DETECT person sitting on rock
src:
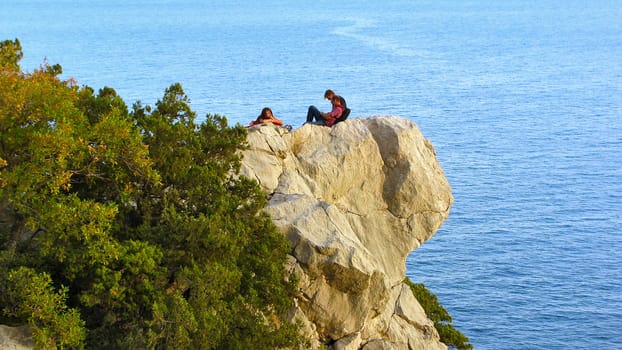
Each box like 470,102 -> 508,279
305,95 -> 344,127
324,89 -> 347,110
324,89 -> 351,124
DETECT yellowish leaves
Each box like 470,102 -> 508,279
87,142 -> 107,161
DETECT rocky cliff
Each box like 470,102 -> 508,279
240,116 -> 453,350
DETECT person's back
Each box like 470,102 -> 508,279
338,95 -> 347,109
324,95 -> 344,127
334,95 -> 350,124
324,89 -> 349,124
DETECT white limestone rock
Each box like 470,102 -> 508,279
241,116 -> 453,350
0,325 -> 33,350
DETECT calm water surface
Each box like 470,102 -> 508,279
2,1 -> 621,349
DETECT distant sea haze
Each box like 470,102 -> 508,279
2,0 -> 621,348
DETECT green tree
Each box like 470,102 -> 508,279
1,38 -> 162,349
129,83 -> 301,349
4,267 -> 86,349
0,39 -> 22,72
405,278 -> 473,350
1,39 -> 301,349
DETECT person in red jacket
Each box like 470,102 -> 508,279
249,107 -> 283,127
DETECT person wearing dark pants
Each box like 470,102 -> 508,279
305,94 -> 344,126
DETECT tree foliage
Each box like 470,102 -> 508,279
404,278 -> 473,350
0,39 -> 301,349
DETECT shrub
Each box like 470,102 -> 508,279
404,278 -> 473,350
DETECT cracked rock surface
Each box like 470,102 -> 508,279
240,116 -> 453,350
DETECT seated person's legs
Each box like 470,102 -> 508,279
306,105 -> 325,124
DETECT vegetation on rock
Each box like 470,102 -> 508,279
0,38 -> 302,349
405,278 -> 473,350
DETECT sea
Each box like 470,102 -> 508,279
2,1 -> 621,349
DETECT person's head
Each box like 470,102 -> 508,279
331,95 -> 341,106
324,89 -> 335,101
259,107 -> 273,119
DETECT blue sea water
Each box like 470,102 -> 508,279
2,1 -> 621,349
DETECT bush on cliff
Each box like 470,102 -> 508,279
405,278 -> 473,350
0,39 -> 302,349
